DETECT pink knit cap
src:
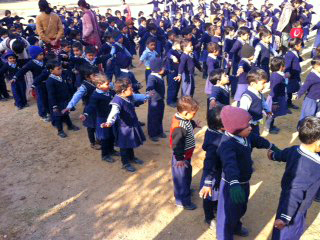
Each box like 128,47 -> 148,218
221,106 -> 252,135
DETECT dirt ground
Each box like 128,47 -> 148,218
0,2 -> 320,240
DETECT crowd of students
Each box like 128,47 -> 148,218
0,0 -> 320,239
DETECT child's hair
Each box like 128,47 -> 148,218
46,52 -> 58,62
177,96 -> 199,113
180,39 -> 191,51
69,29 -> 80,39
270,57 -> 285,72
5,10 -> 11,16
251,11 -> 261,19
246,68 -> 268,84
237,26 -> 250,36
85,45 -> 96,55
92,73 -> 109,86
316,46 -> 320,57
207,106 -> 223,130
46,60 -> 61,71
259,28 -> 271,39
224,26 -> 235,36
104,32 -> 113,41
80,65 -> 99,80
72,41 -> 83,50
293,20 -> 302,28
139,17 -> 147,23
146,37 -> 156,46
311,56 -> 320,67
0,28 -> 8,37
114,77 -> 131,94
61,39 -> 71,48
167,30 -> 176,39
298,116 -> 320,144
209,69 -> 225,85
207,42 -> 220,53
147,23 -> 157,32
138,11 -> 144,17
288,38 -> 302,49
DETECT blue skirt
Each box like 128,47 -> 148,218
199,171 -> 219,201
114,122 -> 146,149
83,112 -> 96,128
300,97 -> 317,120
96,117 -> 113,140
287,78 -> 301,93
266,95 -> 289,117
234,84 -> 248,101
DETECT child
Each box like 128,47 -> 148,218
84,74 -> 118,163
208,69 -> 230,110
290,21 -> 304,40
170,96 -> 200,210
239,68 -> 272,135
234,44 -> 255,102
139,38 -> 158,83
285,38 -> 303,110
205,42 -> 221,96
0,52 -> 11,101
223,26 -> 235,56
217,105 -> 280,239
46,61 -> 79,138
166,38 -> 182,108
101,78 -> 146,173
268,116 -> 320,240
63,66 -> 100,149
117,56 -> 142,93
294,57 -> 320,120
175,39 -> 202,97
0,51 -> 26,108
265,57 -> 289,134
146,58 -> 166,142
199,106 -> 224,228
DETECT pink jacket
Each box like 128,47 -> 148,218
82,10 -> 101,47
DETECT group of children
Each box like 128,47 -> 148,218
0,0 -> 320,239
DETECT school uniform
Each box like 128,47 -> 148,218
166,48 -> 182,105
285,50 -> 302,104
85,89 -> 115,157
200,31 -> 211,78
234,59 -> 251,101
209,85 -> 230,108
46,74 -> 73,132
118,69 -> 141,93
217,132 -> 272,240
205,54 -> 222,95
178,52 -> 202,97
254,41 -> 272,78
146,73 -> 165,138
200,128 -> 223,222
270,146 -> 320,240
297,70 -> 320,120
229,38 -> 245,75
170,113 -> 196,206
110,42 -> 132,78
107,95 -> 146,166
239,86 -> 270,135
59,50 -> 75,93
99,42 -> 114,80
0,60 -> 10,100
140,47 -> 159,83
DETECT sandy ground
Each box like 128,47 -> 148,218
0,1 -> 320,240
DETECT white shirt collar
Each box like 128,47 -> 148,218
276,71 -> 285,77
151,72 -> 162,79
225,131 -> 248,146
237,37 -> 245,45
291,50 -> 299,58
49,74 -> 62,82
299,145 -> 320,164
311,69 -> 320,79
259,40 -> 269,48
208,53 -> 217,59
120,68 -> 129,73
248,86 -> 261,98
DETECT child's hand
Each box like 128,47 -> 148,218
79,114 -> 86,121
172,56 -> 179,63
175,160 -> 188,168
274,219 -> 286,230
284,72 -> 290,79
195,120 -> 202,128
100,122 -> 112,128
267,150 -> 274,160
62,108 -> 71,114
174,75 -> 182,82
236,67 -> 244,77
199,186 -> 212,199
292,93 -> 298,100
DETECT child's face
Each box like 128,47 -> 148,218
63,46 -> 71,53
295,43 -> 302,52
122,27 -> 128,34
51,66 -> 62,76
148,42 -> 156,51
263,35 -> 272,44
194,21 -> 201,28
241,33 -> 250,41
141,20 -> 146,26
7,56 -> 16,64
107,37 -> 115,44
76,34 -> 81,40
158,68 -> 165,75
86,53 -> 95,61
181,110 -> 197,120
220,73 -> 230,85
123,85 -> 134,97
184,42 -> 193,53
98,81 -> 110,92
185,33 -> 193,40
36,53 -> 44,61
73,47 -> 82,56
251,79 -> 267,92
213,49 -> 220,56
248,55 -> 254,61
238,125 -> 252,138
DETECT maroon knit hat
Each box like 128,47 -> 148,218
221,106 -> 252,135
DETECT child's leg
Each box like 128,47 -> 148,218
19,80 -> 27,106
87,128 -> 96,145
181,73 -> 191,97
217,181 -> 250,239
63,114 -> 73,128
287,92 -> 293,106
55,115 -> 63,132
101,139 -> 110,157
120,148 -> 130,166
145,69 -> 151,84
0,78 -> 9,98
265,117 -> 275,131
203,198 -> 216,222
11,82 -> 23,108
167,72 -> 180,105
148,100 -> 165,138
35,86 -> 46,118
171,155 -> 192,206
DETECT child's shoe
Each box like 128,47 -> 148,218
158,133 -> 167,138
150,137 -> 159,142
58,131 -> 67,138
91,143 -> 101,150
68,125 -> 80,131
176,202 -> 197,210
122,163 -> 136,172
234,226 -> 249,237
131,157 -> 144,165
102,155 -> 115,163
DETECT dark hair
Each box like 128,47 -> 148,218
311,56 -> 320,67
147,23 -> 157,32
177,96 -> 199,113
114,78 -> 131,94
291,0 -> 303,5
167,30 -> 176,39
11,39 -> 25,54
207,42 -> 220,53
72,41 -> 83,50
146,37 -> 156,46
138,11 -> 144,17
251,11 -> 261,19
209,69 -> 225,85
61,39 -> 71,48
207,106 -> 223,130
259,28 -> 271,39
85,45 -> 96,55
78,0 -> 90,9
288,38 -> 302,49
237,26 -> 250,36
0,28 -> 8,37
46,60 -> 61,71
270,57 -> 285,72
69,30 -> 80,39
139,17 -> 147,23
298,116 -> 320,144
46,52 -> 58,61
79,65 -> 99,79
39,0 -> 52,14
247,68 -> 268,84
293,20 -> 302,28
224,26 -> 235,35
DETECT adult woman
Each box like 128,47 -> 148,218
36,0 -> 64,54
78,0 -> 101,48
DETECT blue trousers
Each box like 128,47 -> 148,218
217,180 -> 250,240
171,155 -> 192,206
11,80 -> 27,107
181,73 -> 195,97
167,72 -> 181,105
35,84 -> 49,118
120,148 -> 134,166
0,78 -> 9,98
271,211 -> 306,240
148,99 -> 165,138
145,69 -> 151,84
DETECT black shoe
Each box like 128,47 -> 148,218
132,157 -> 144,165
68,125 -> 80,131
272,126 -> 280,132
17,106 -> 23,110
58,131 -> 67,138
176,202 -> 197,210
0,98 -> 8,102
158,133 -> 167,138
110,150 -> 120,157
314,196 -> 320,202
91,143 -> 101,150
122,163 -> 136,172
204,219 -> 216,229
150,137 -> 159,142
235,227 -> 249,237
288,104 -> 299,110
102,155 -> 115,163
24,103 -> 30,108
